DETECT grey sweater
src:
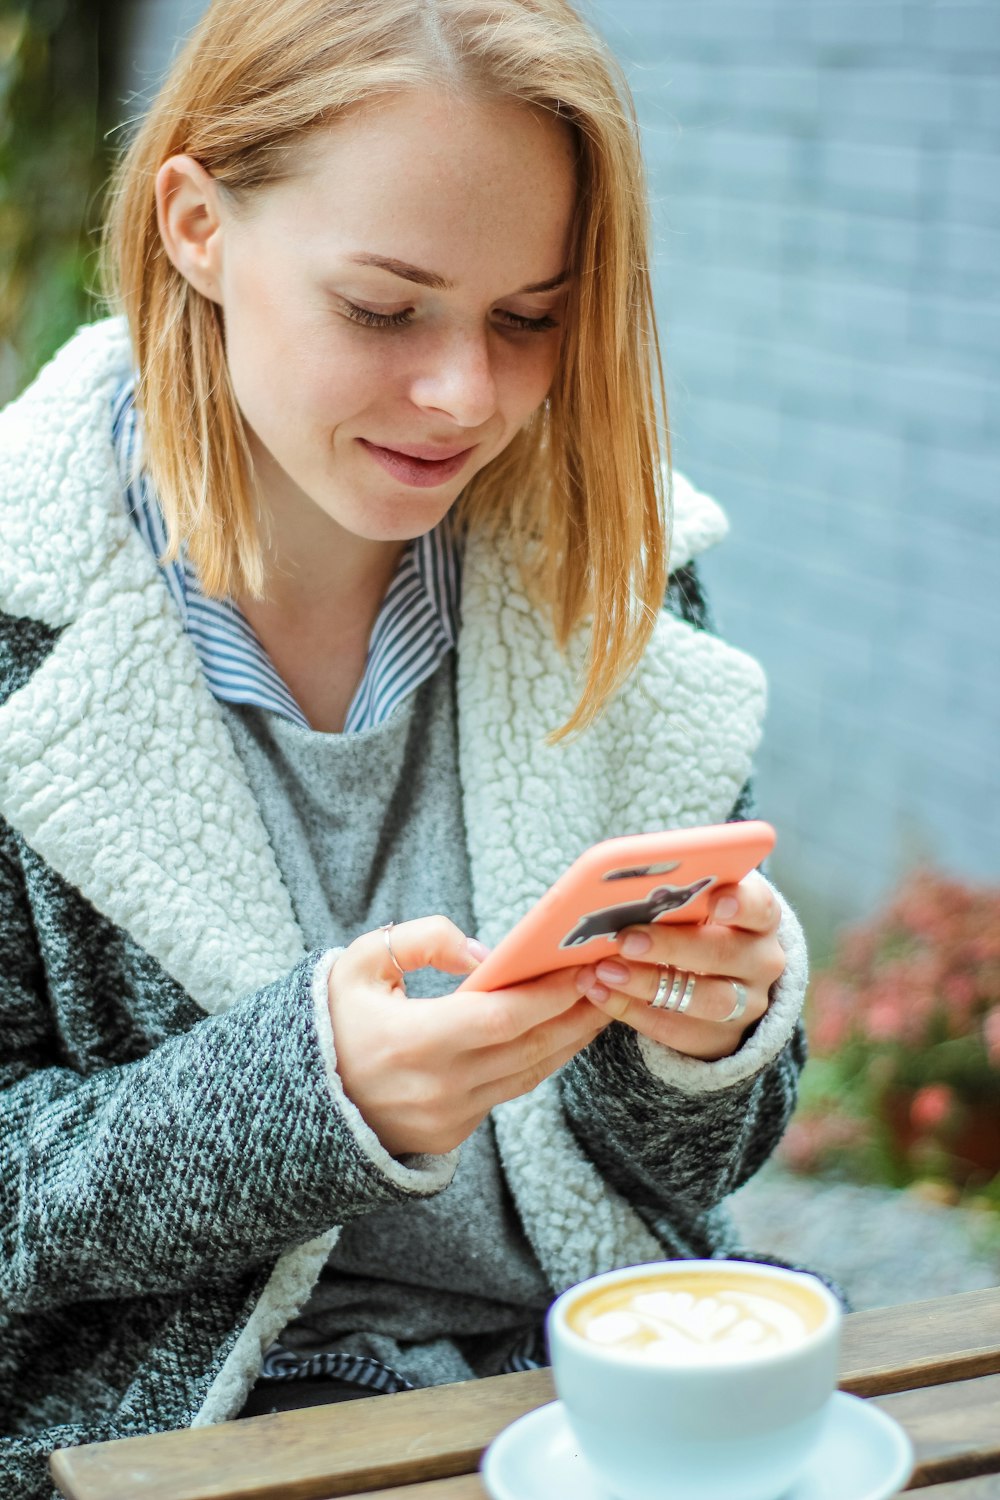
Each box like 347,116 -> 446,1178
221,666 -> 553,1395
0,321 -> 810,1499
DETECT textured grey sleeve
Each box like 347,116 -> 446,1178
0,824 -> 446,1316
559,1020 -> 805,1225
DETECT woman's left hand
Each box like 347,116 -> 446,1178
573,870 -> 786,1061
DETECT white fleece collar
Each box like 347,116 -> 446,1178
457,515 -> 773,1289
457,526 -> 765,949
0,322 -> 305,1010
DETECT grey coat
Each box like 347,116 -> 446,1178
0,322 -> 809,1499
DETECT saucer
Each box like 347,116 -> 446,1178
481,1392 -> 914,1500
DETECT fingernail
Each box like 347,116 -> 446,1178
619,932 -> 651,957
465,937 -> 491,965
587,982 -> 610,1003
714,897 -> 739,921
575,966 -> 597,994
596,959 -> 630,985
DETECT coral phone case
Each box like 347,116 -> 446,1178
458,821 -> 775,993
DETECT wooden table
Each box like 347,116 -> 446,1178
50,1286 -> 1000,1500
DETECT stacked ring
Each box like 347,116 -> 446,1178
650,967 -> 672,1008
649,969 -> 749,1025
650,966 -> 697,1013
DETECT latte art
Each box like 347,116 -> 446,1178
568,1271 -> 826,1364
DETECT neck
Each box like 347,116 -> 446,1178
240,447 -> 407,627
250,525 -> 405,628
231,457 -> 408,733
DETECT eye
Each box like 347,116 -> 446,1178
496,310 -> 560,333
341,301 -> 414,329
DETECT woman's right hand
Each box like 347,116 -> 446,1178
326,916 -> 610,1159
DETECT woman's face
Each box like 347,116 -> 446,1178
176,89 -> 576,547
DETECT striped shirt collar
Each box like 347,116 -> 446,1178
111,379 -> 462,733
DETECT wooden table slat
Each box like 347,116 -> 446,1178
49,1288 -> 1000,1500
841,1288 -> 1000,1398
877,1374 -> 1000,1491
327,1482 -> 486,1500
327,1472 -> 1000,1500
349,1375 -> 1000,1500
911,1480 -> 1000,1499
49,1370 -> 556,1500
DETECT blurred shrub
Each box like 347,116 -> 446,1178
0,0 -> 113,404
781,869 -> 1000,1208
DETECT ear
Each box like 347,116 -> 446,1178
155,154 -> 225,304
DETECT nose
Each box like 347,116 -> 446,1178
409,328 -> 499,430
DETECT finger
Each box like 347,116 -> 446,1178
707,871 -> 780,934
577,962 -> 767,1025
367,992 -> 607,1149
467,995 -> 612,1086
341,915 -> 489,988
611,917 -> 785,988
431,966 -> 591,1050
470,1002 -> 611,1108
437,1005 -> 611,1145
586,979 -> 769,1061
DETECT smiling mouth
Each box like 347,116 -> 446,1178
358,439 -> 476,489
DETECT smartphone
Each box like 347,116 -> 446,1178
457,821 -> 775,993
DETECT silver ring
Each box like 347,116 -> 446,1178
676,973 -> 697,1014
650,966 -> 672,1008
665,969 -> 686,1011
381,922 -> 406,982
665,968 -> 696,1013
721,979 -> 748,1024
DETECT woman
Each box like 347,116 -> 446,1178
0,1 -> 807,1493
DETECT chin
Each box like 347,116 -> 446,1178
356,494 -> 459,540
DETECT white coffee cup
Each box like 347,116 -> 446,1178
546,1259 -> 842,1500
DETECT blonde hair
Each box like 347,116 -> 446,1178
102,0 -> 670,738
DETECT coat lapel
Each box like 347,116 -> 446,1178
455,515 -> 767,951
0,321 -> 304,1014
456,501 -> 768,1293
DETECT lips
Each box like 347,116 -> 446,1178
358,438 -> 475,489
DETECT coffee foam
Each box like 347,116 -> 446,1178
566,1270 -> 827,1364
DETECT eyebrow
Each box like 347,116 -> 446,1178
347,252 -> 569,295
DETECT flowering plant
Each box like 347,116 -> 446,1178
781,869 -> 1000,1202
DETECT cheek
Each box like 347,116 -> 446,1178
221,303 -> 297,428
499,339 -> 562,420
224,304 -> 371,433
219,260 -> 350,420
301,340 -> 404,431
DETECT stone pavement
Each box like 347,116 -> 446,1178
729,1167 -> 1000,1311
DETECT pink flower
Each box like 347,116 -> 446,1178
866,995 -> 905,1043
943,973 -> 977,1010
909,1084 -> 955,1133
809,980 -> 856,1053
778,1114 -> 868,1174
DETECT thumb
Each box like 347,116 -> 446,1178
365,915 -> 491,982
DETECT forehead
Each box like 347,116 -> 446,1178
245,88 -> 578,286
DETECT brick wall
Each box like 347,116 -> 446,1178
124,0 -> 999,937
589,0 -> 1000,936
